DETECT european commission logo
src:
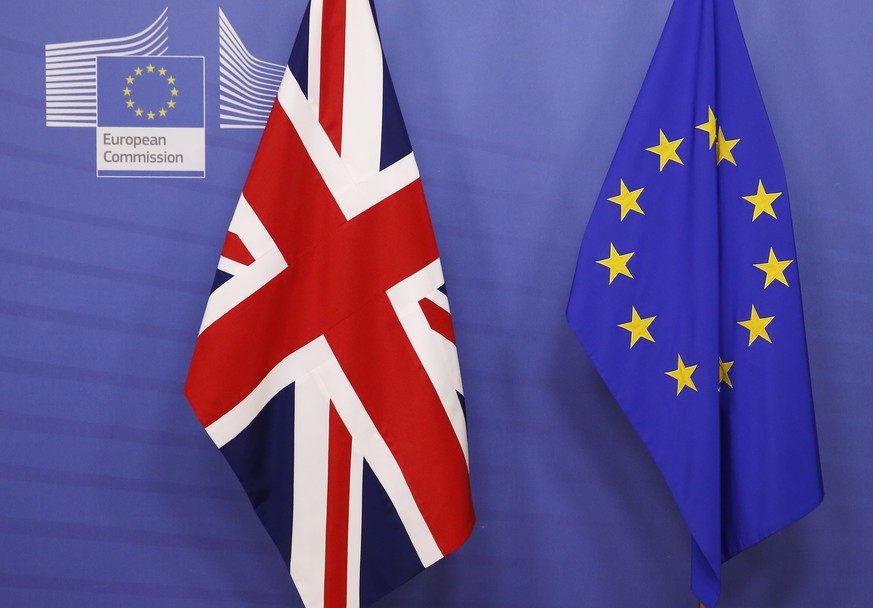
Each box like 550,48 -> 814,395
45,7 -> 284,179
96,56 -> 204,177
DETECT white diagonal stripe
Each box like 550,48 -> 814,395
340,0 -> 384,179
198,194 -> 287,335
290,370 -> 331,608
205,336 -> 335,448
277,67 -> 420,221
208,334 -> 440,594
336,152 -> 420,219
346,446 -> 363,608
319,354 -> 442,567
387,260 -> 468,466
278,68 -> 356,207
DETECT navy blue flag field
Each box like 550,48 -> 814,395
566,0 -> 823,605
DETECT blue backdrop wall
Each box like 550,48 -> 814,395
1,1 -> 870,606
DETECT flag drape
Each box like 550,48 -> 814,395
185,2 -> 475,606
566,0 -> 823,604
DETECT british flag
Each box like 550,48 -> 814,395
184,1 -> 475,606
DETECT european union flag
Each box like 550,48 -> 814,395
566,0 -> 823,605
97,56 -> 204,128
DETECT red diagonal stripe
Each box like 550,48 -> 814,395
419,297 -> 456,345
324,402 -> 352,608
327,296 -> 475,556
320,0 -> 346,154
220,231 -> 255,266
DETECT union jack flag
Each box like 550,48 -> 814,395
184,1 -> 475,606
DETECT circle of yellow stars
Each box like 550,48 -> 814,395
593,104 -> 796,396
122,63 -> 180,120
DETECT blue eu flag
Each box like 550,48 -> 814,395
566,0 -> 823,605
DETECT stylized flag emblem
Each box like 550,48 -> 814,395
218,8 -> 285,129
566,0 -> 823,605
185,1 -> 475,606
44,8 -> 169,128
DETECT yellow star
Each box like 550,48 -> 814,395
134,67 -> 143,76
126,99 -> 135,108
146,64 -> 155,73
158,67 -> 167,76
167,100 -> 176,109
158,108 -> 167,117
618,306 -> 655,348
738,305 -> 774,346
126,75 -> 134,84
122,87 -> 131,96
753,247 -> 793,288
666,354 -> 698,395
147,111 -> 155,120
170,87 -> 179,97
696,106 -> 717,149
719,358 -> 734,389
135,108 -> 143,117
167,76 -> 176,85
607,179 -> 645,221
716,127 -> 740,165
742,180 -> 782,221
645,129 -> 684,171
596,243 -> 634,284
